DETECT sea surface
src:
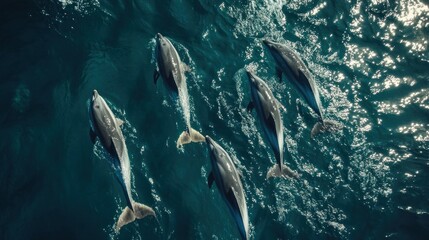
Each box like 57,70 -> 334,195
1,0 -> 428,239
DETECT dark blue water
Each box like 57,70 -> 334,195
1,0 -> 428,239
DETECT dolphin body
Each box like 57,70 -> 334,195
205,136 -> 249,240
263,39 -> 341,137
89,90 -> 155,232
246,71 -> 298,179
153,33 -> 204,148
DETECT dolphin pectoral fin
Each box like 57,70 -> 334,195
237,169 -> 244,179
89,129 -> 97,144
153,70 -> 160,85
177,128 -> 205,148
116,118 -> 124,126
276,99 -> 286,112
266,164 -> 298,179
207,171 -> 215,188
115,202 -> 155,233
276,67 -> 283,82
246,101 -> 254,112
311,119 -> 342,138
181,62 -> 191,72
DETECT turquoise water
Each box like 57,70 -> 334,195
1,0 -> 428,239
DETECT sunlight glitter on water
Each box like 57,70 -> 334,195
396,0 -> 429,28
4,0 -> 425,239
398,123 -> 429,142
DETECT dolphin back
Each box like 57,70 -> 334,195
155,35 -> 184,92
206,137 -> 249,239
88,91 -> 156,232
248,74 -> 285,172
225,188 -> 249,240
267,42 -> 324,118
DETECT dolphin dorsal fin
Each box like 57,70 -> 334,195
116,118 -> 124,126
238,170 -> 244,179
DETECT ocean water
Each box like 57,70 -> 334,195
1,0 -> 428,239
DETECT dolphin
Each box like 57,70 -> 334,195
205,136 -> 249,240
246,71 -> 298,179
263,39 -> 341,137
153,33 -> 204,148
88,90 -> 155,232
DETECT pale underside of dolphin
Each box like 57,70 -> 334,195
153,33 -> 204,148
205,136 -> 249,240
89,90 -> 155,232
263,39 -> 342,137
246,71 -> 298,179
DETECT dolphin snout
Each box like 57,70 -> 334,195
156,33 -> 163,39
92,89 -> 99,100
205,136 -> 216,151
246,70 -> 256,83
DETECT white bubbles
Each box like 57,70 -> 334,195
57,0 -> 101,14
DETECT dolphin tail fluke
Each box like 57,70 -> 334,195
115,202 -> 156,232
266,164 -> 299,179
311,119 -> 342,138
176,127 -> 205,148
